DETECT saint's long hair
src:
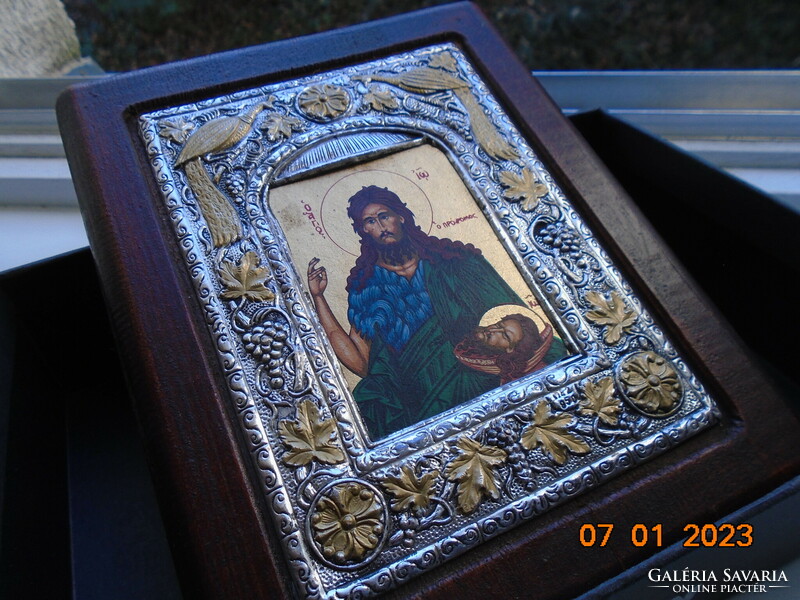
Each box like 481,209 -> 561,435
345,186 -> 480,293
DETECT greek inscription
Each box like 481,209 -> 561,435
301,201 -> 326,238
412,167 -> 429,180
525,294 -> 540,309
439,213 -> 477,229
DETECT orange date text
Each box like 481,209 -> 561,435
579,523 -> 754,548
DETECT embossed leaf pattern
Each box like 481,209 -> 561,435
444,437 -> 506,514
219,251 -> 275,302
428,52 -> 458,72
580,377 -> 621,425
521,401 -> 591,465
261,113 -> 303,141
382,464 -> 439,513
585,290 -> 637,344
278,399 -> 345,466
158,118 -> 195,144
363,87 -> 400,112
499,169 -> 549,211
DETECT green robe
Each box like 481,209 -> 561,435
352,254 -> 535,439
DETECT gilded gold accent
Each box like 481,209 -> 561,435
358,65 -> 518,161
175,102 -> 271,246
444,437 -> 506,514
498,168 -> 549,211
427,51 -> 458,72
520,401 -> 591,465
183,160 -> 243,247
618,351 -> 683,417
158,118 -> 194,144
382,464 -> 440,514
260,113 -> 304,142
278,399 -> 346,466
359,66 -> 462,94
310,482 -> 384,563
218,251 -> 275,302
176,102 -> 271,166
297,84 -> 350,121
362,87 -> 400,112
585,290 -> 637,345
579,377 -> 621,426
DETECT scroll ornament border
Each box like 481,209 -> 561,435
139,44 -> 719,598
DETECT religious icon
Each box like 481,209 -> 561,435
271,144 -> 569,439
115,31 -> 725,596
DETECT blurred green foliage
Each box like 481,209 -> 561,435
63,0 -> 800,72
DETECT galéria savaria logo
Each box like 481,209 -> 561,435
648,568 -> 790,595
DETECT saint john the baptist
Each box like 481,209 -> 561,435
307,185 -> 564,438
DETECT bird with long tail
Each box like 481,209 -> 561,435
356,67 -> 518,161
175,101 -> 270,247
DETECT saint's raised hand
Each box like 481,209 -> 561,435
307,257 -> 328,296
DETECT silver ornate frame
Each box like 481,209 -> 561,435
139,44 -> 719,599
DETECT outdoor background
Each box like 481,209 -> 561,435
63,0 -> 800,73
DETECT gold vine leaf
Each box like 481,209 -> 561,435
498,169 -> 548,211
363,87 -> 400,112
520,401 -> 591,466
428,51 -> 458,72
219,251 -> 275,302
444,437 -> 506,514
382,464 -> 440,513
585,290 -> 637,345
260,113 -> 304,142
159,118 -> 195,144
580,377 -> 621,426
278,399 -> 345,467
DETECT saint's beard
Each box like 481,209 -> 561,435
374,234 -> 416,266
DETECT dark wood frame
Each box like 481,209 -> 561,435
57,3 -> 800,598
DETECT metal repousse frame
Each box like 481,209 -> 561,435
138,44 -> 718,599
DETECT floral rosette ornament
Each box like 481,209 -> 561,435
297,83 -> 350,121
306,479 -> 388,569
615,351 -> 683,417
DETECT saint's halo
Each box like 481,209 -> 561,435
479,304 -> 549,333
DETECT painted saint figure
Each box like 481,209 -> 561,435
307,185 -> 562,438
